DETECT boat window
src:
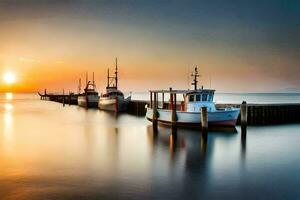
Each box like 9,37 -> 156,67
189,95 -> 195,102
196,94 -> 201,101
208,95 -> 212,101
202,94 -> 208,101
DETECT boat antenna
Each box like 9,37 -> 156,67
107,68 -> 110,88
85,71 -> 88,85
115,57 -> 118,89
78,78 -> 81,94
92,72 -> 95,86
191,65 -> 200,90
187,65 -> 190,90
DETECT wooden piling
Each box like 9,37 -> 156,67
150,92 -> 153,109
241,101 -> 247,125
162,93 -> 164,109
63,89 -> 65,107
68,93 -> 71,106
171,93 -> 177,132
241,101 -> 247,134
152,92 -> 158,132
201,107 -> 208,133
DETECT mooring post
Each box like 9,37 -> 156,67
68,92 -> 70,106
171,93 -> 177,133
162,93 -> 164,109
169,87 -> 173,110
201,107 -> 208,134
43,88 -> 47,100
152,92 -> 158,132
63,89 -> 65,107
150,92 -> 153,109
241,101 -> 247,135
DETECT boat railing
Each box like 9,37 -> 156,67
150,100 -> 185,111
149,88 -> 216,112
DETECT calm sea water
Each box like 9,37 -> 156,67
0,93 -> 300,200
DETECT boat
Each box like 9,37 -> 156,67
146,66 -> 240,127
99,58 -> 131,112
78,73 -> 99,108
68,92 -> 78,105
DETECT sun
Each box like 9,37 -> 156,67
3,72 -> 16,84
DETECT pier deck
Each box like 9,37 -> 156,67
127,101 -> 300,125
39,93 -> 300,125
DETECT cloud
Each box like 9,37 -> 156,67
18,57 -> 41,63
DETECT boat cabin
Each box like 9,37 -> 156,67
102,88 -> 124,98
83,81 -> 98,95
184,90 -> 216,112
149,65 -> 216,113
149,88 -> 216,113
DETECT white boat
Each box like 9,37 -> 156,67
146,66 -> 240,127
99,58 -> 131,112
78,73 -> 99,108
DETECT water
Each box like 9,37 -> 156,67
1,93 -> 300,199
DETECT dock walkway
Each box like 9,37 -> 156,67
39,93 -> 300,125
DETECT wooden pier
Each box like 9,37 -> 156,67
39,90 -> 78,105
39,92 -> 300,126
127,100 -> 149,116
125,101 -> 300,126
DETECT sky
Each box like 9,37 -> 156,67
0,0 -> 299,93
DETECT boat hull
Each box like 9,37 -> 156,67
78,95 -> 99,108
146,108 -> 240,127
99,96 -> 130,112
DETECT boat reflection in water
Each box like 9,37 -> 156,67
1,94 -> 300,200
147,125 -> 238,158
145,124 -> 246,199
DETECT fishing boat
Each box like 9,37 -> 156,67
99,58 -> 131,112
78,72 -> 99,108
146,66 -> 240,127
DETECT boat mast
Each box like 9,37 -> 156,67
106,58 -> 118,89
107,68 -> 110,88
92,72 -> 95,86
115,57 -> 118,89
78,78 -> 81,94
85,72 -> 88,86
191,65 -> 200,90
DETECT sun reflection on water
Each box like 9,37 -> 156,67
4,103 -> 13,111
5,92 -> 13,100
2,102 -> 14,154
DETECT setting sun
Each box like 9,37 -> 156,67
3,72 -> 16,85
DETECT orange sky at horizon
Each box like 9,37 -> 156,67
1,51 -> 296,94
0,1 -> 299,93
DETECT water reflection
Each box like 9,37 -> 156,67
241,128 -> 247,157
1,94 -> 300,200
2,101 -> 14,152
201,132 -> 208,157
5,92 -> 13,100
147,126 -> 240,164
146,125 -> 242,197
